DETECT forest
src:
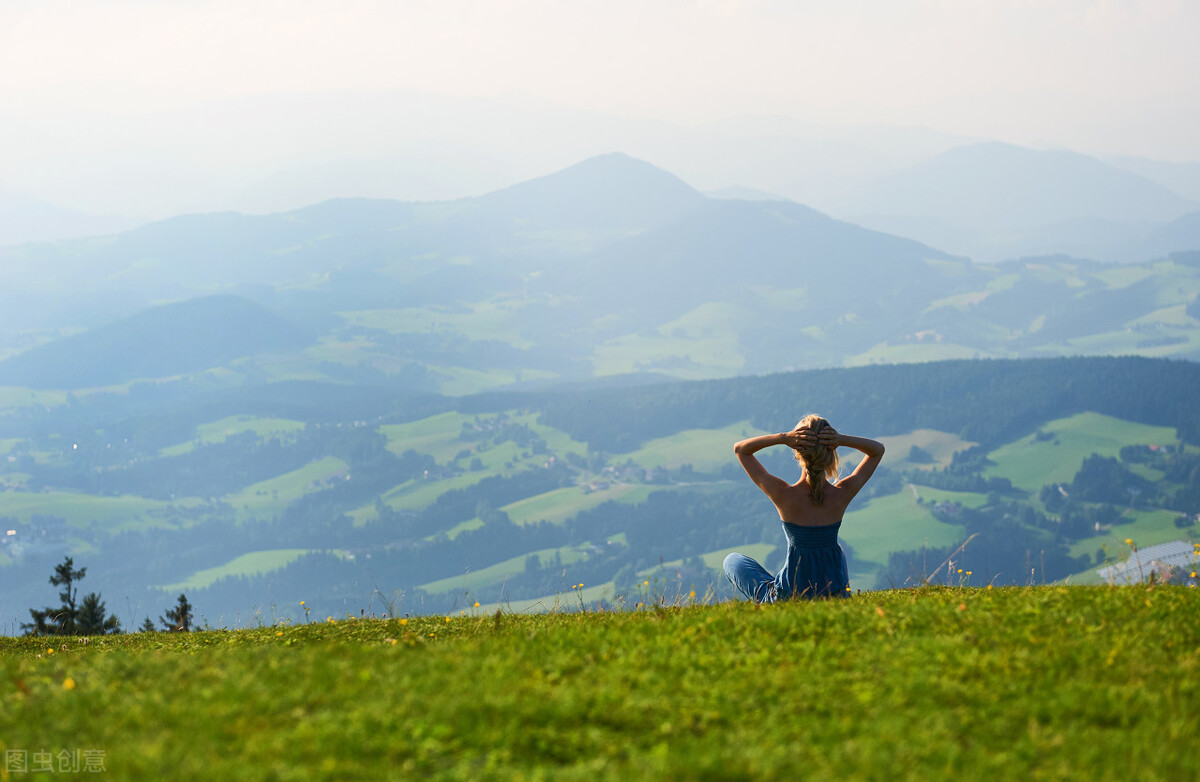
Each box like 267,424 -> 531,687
3,354 -> 1198,631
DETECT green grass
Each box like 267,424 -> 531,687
590,331 -> 745,380
878,428 -> 977,470
0,491 -> 196,532
378,472 -> 491,514
624,420 -> 754,471
380,411 -> 478,463
839,489 -> 965,578
984,412 -> 1178,492
158,549 -> 316,592
419,543 -> 594,595
2,588 -> 1197,779
159,416 -> 306,456
338,303 -> 537,349
0,387 -> 69,411
844,340 -> 984,366
501,484 -> 654,526
224,456 -> 348,522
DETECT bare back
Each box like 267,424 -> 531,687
763,477 -> 854,527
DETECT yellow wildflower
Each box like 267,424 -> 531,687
1125,538 -> 1133,545
399,618 -> 408,626
62,677 -> 75,690
474,602 -> 480,608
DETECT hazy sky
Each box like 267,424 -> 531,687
3,0 -> 1197,161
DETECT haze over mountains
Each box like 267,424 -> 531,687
1,151 -> 1199,397
3,92 -> 1198,264
1,132 -> 1199,628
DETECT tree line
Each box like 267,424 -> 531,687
22,556 -> 194,636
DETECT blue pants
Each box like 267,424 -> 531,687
723,552 -> 777,604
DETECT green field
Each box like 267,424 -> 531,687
839,489 -> 965,577
380,411 -> 478,463
591,331 -> 745,380
224,456 -> 348,521
159,416 -> 306,456
625,420 -> 754,471
159,549 -> 316,592
0,491 -> 195,531
2,588 -> 1196,779
844,340 -> 984,366
338,303 -> 537,349
377,472 -> 491,515
501,484 -> 655,526
984,412 -> 1178,492
420,543 -> 594,596
0,387 -> 69,411
877,428 -> 977,470
379,410 -> 587,467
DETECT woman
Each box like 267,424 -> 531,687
724,415 -> 884,602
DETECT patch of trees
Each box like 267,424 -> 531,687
23,423 -> 430,504
21,557 -> 196,636
878,502 -> 1090,589
22,557 -> 120,636
1065,454 -> 1156,507
523,357 -> 1200,453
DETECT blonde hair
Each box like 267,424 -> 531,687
794,414 -> 839,506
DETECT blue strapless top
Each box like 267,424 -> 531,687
772,521 -> 850,600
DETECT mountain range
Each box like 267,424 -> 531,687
0,152 -> 1198,393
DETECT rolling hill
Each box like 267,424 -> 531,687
1,355 -> 1198,628
0,295 -> 312,389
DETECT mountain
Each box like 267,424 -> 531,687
543,198 -> 961,318
1,153 -> 1200,392
706,186 -> 791,201
469,152 -> 706,236
1105,156 -> 1200,203
0,295 -> 312,389
0,189 -> 142,246
1134,212 -> 1200,262
846,142 -> 1198,262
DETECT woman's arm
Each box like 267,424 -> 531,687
825,429 -> 885,499
733,431 -> 798,496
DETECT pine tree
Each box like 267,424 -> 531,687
160,593 -> 194,632
21,556 -> 87,636
139,617 -> 157,633
76,592 -> 121,635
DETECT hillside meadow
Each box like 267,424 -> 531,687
1,586 -> 1196,780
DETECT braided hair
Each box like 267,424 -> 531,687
793,414 -> 840,506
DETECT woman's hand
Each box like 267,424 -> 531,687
782,427 -> 809,449
785,424 -> 840,450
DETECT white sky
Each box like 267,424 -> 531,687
1,0 -> 1197,161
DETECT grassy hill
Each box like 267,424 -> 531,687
1,587 -> 1197,779
2,355 -> 1199,627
